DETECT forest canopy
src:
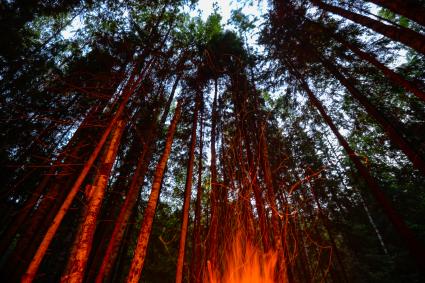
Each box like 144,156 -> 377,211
0,0 -> 425,282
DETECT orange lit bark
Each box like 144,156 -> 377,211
0,105 -> 101,259
95,75 -> 180,282
61,118 -> 125,282
126,100 -> 182,283
208,81 -> 219,268
259,123 -> 289,283
191,110 -> 204,283
175,95 -> 200,283
21,63 -> 151,282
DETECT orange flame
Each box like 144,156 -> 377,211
207,233 -> 278,283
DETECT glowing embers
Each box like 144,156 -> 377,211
207,232 -> 279,283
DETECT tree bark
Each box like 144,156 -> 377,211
0,104 -> 103,258
126,100 -> 182,283
367,0 -> 425,27
95,73 -> 180,283
318,55 -> 425,175
305,18 -> 425,102
175,94 -> 200,283
191,109 -> 204,283
294,72 -> 425,270
310,0 -> 425,55
61,118 -> 125,282
259,123 -> 290,283
21,63 -> 150,282
208,80 -> 219,268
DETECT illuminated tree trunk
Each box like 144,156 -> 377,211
191,110 -> 204,283
295,74 -> 425,270
310,0 -> 425,55
126,100 -> 182,283
367,0 -> 425,27
242,124 -> 270,251
61,118 -> 125,282
21,64 -> 146,282
208,80 -> 219,268
95,130 -> 152,283
259,123 -> 290,283
95,76 -> 180,282
0,104 -> 103,260
175,95 -> 200,283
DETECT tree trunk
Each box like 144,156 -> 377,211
318,55 -> 425,175
96,73 -> 180,283
175,95 -> 200,283
295,73 -> 425,270
259,123 -> 290,283
126,100 -> 182,283
308,176 -> 349,283
308,19 -> 425,102
61,118 -> 125,282
0,104 -> 102,258
310,0 -> 425,55
208,80 -> 219,268
367,0 -> 425,27
21,63 -> 149,282
191,110 -> 204,283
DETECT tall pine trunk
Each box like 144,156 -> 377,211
126,100 -> 182,283
295,73 -> 425,270
0,104 -> 104,259
191,110 -> 204,283
21,63 -> 149,282
310,0 -> 425,55
95,75 -> 180,283
318,55 -> 425,175
208,80 -> 219,268
304,18 -> 425,102
175,95 -> 200,283
61,118 -> 125,282
259,123 -> 290,283
367,0 -> 425,27
333,32 -> 425,102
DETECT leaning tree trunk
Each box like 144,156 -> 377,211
317,54 -> 425,175
175,94 -> 201,283
333,32 -> 425,102
96,74 -> 180,283
126,100 -> 182,283
367,0 -> 425,27
95,122 -> 155,283
294,72 -> 425,270
310,0 -> 425,55
305,18 -> 425,102
61,118 -> 126,282
0,102 -> 106,262
21,63 -> 150,282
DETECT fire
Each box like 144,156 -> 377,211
207,233 -> 278,283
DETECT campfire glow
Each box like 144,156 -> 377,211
207,233 -> 279,283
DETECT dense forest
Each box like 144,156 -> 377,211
1,0 -> 425,282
